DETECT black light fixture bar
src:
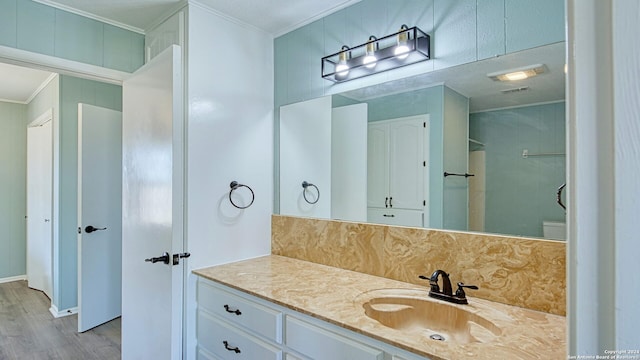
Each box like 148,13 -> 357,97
321,26 -> 431,83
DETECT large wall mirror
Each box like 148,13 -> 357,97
278,42 -> 566,241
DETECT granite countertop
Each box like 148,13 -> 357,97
193,255 -> 566,360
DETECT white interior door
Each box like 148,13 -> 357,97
122,45 -> 185,359
77,103 -> 122,332
26,112 -> 53,299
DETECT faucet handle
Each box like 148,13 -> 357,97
419,275 -> 440,293
455,282 -> 479,299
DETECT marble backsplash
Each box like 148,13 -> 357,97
271,215 -> 566,316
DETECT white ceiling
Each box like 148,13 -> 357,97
0,63 -> 54,104
38,0 -> 362,35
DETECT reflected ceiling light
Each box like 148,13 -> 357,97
394,24 -> 411,60
363,36 -> 378,68
321,26 -> 431,82
487,64 -> 547,81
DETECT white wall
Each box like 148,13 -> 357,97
612,0 -> 640,350
568,0 -> 640,355
184,4 -> 274,359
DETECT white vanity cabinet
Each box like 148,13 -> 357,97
196,277 -> 429,360
367,115 -> 429,227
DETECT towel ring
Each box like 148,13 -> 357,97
229,181 -> 255,209
302,181 -> 320,204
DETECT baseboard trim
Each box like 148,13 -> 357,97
49,304 -> 78,318
0,275 -> 27,284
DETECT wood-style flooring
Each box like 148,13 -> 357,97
0,280 -> 121,360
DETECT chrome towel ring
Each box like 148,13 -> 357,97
302,181 -> 320,204
229,181 -> 255,209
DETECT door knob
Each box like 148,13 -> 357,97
145,252 -> 170,264
85,225 -> 107,233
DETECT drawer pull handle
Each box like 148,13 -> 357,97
224,304 -> 242,315
223,341 -> 241,354
383,214 -> 395,217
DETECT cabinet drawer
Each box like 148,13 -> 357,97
367,208 -> 423,227
198,279 -> 282,342
198,310 -> 282,360
285,316 -> 384,360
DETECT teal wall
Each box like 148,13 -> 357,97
0,0 -> 144,73
469,102 -> 566,238
0,101 -> 27,280
274,0 -> 565,108
57,75 -> 122,310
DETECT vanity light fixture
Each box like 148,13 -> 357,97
487,64 -> 547,81
321,25 -> 431,82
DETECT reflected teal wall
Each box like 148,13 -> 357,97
57,75 -> 122,310
0,0 -> 144,72
469,102 -> 566,238
0,102 -> 27,280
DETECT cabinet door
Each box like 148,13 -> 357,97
285,316 -> 384,360
388,119 -> 425,210
367,123 -> 389,208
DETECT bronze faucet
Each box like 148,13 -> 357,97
419,270 -> 478,305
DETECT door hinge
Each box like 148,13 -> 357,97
172,252 -> 191,265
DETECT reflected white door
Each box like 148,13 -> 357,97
332,104 -> 368,222
26,114 -> 53,299
122,45 -> 185,359
77,104 -> 122,332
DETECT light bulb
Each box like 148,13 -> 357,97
363,36 -> 378,69
394,45 -> 410,60
335,62 -> 349,77
504,71 -> 528,81
363,55 -> 377,68
395,25 -> 410,60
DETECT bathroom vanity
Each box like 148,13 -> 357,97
193,255 -> 566,360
